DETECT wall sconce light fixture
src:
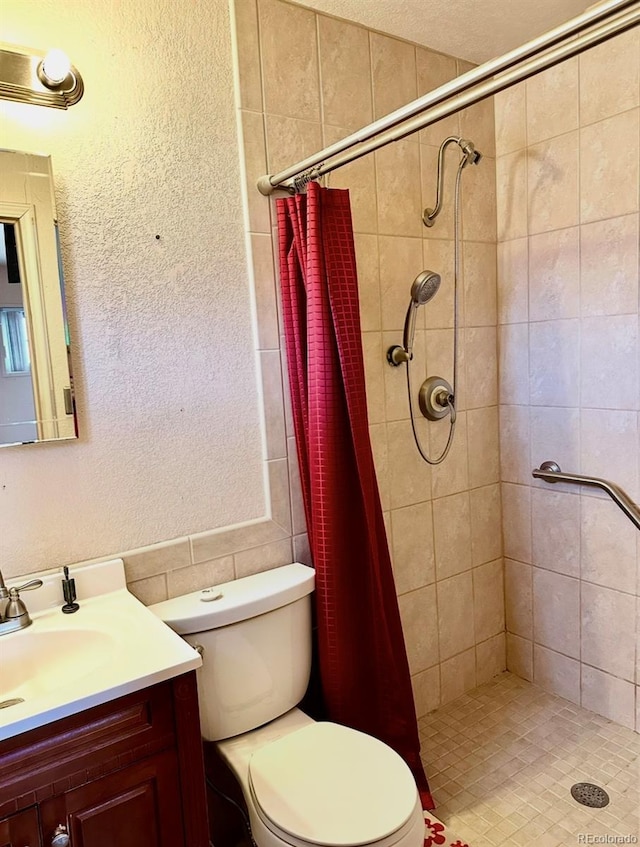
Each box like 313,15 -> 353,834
0,43 -> 84,109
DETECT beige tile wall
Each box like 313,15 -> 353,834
234,0 -> 504,717
495,28 -> 640,732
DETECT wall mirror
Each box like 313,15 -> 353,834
0,149 -> 76,446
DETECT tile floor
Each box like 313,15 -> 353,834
420,672 -> 639,846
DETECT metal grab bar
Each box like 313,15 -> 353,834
532,461 -> 640,531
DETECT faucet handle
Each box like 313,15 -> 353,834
6,579 -> 42,623
0,577 -> 42,632
11,579 -> 44,594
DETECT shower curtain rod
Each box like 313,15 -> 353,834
257,0 -> 639,195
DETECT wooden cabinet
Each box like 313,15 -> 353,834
0,807 -> 40,847
0,673 -> 208,847
40,751 -> 184,847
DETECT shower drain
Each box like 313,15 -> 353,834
570,782 -> 610,808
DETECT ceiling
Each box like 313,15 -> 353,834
293,0 -> 594,63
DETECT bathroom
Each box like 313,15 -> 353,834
0,0 -> 638,845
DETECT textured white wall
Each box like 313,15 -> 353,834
0,0 -> 265,574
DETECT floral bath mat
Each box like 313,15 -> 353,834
424,812 -> 471,847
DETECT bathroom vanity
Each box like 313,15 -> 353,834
0,673 -> 208,847
0,559 -> 209,846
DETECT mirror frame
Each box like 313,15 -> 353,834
0,150 -> 76,445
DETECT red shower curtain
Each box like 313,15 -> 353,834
276,181 -> 433,810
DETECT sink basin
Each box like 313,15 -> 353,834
1,628 -> 115,703
0,558 -> 201,741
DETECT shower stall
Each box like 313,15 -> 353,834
233,0 -> 639,841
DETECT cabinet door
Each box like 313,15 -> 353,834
0,806 -> 41,847
40,751 -> 184,847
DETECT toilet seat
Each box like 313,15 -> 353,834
248,722 -> 419,847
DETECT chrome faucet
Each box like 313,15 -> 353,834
0,570 -> 43,635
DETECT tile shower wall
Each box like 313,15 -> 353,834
494,29 -> 640,731
234,0 -> 503,716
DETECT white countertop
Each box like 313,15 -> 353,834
0,559 -> 201,741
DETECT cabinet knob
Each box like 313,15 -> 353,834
51,824 -> 70,847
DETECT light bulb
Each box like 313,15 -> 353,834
40,49 -> 71,86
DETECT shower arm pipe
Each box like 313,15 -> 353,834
257,1 -> 639,194
422,136 -> 463,226
532,461 -> 640,531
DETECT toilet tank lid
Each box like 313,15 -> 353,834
149,563 -> 314,635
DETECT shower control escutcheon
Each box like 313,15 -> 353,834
419,376 -> 455,421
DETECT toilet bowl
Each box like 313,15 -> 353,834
151,564 -> 424,847
217,709 -> 425,847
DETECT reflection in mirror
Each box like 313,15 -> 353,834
1,223 -> 37,442
0,150 -> 77,446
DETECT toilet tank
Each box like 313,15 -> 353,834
151,563 -> 315,741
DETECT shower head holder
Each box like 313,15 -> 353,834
387,344 -> 411,366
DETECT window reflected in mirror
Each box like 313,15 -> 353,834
1,307 -> 31,375
0,224 -> 37,443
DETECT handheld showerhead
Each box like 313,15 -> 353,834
403,270 -> 441,357
387,270 -> 442,366
411,270 -> 441,305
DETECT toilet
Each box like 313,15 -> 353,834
151,563 -> 424,847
